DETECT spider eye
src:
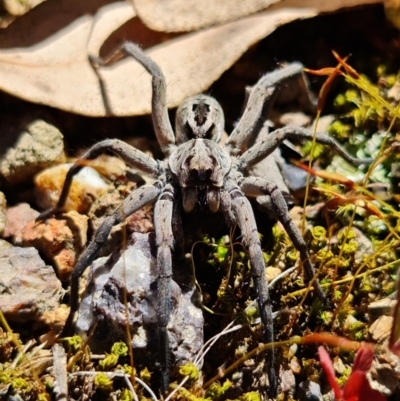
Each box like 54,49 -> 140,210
185,121 -> 216,140
192,102 -> 210,126
192,103 -> 210,112
189,168 -> 212,182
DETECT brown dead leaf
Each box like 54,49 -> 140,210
133,0 -> 282,32
133,0 -> 382,32
3,0 -> 46,17
0,0 -> 382,117
0,0 -> 135,116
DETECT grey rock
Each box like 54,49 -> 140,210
14,210 -> 88,281
322,391 -> 335,401
77,232 -> 204,369
368,315 -> 393,343
0,118 -> 65,184
2,202 -> 39,240
298,380 -> 323,401
0,239 -> 12,249
0,245 -> 63,322
280,368 -> 296,394
368,296 -> 397,321
352,227 -> 374,264
370,349 -> 400,395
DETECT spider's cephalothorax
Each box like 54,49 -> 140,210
37,43 -> 372,398
170,108 -> 231,213
175,94 -> 224,143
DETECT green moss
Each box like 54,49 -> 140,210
179,363 -> 200,381
64,335 -> 83,353
318,310 -> 333,325
122,364 -> 134,376
205,379 -> 232,399
99,353 -> 119,370
94,372 -> 114,391
332,290 -> 343,303
316,247 -> 334,262
175,386 -> 211,401
337,366 -> 352,387
286,249 -> 298,263
302,141 -> 327,159
139,367 -> 152,383
329,120 -> 353,140
111,342 -> 128,357
119,388 -> 133,401
341,240 -> 358,256
239,391 -> 262,401
310,226 -> 327,247
337,228 -> 356,243
12,377 -> 31,390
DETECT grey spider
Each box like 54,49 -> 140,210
37,42 -> 371,398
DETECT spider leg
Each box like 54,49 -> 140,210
36,139 -> 160,220
153,183 -> 175,393
248,123 -> 299,216
227,182 -> 278,397
238,126 -> 373,172
226,63 -> 314,156
97,42 -> 177,156
239,176 -> 326,302
61,183 -> 162,336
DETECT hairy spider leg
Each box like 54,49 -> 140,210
153,183 -> 176,392
227,180 -> 278,396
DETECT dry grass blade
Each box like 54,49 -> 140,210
52,344 -> 68,401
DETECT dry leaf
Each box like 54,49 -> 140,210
0,0 -> 135,116
0,0 -> 382,116
3,0 -> 46,17
133,0 -> 382,32
133,0 -> 282,32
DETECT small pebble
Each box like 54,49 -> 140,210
298,380 -> 323,401
15,210 -> 88,281
34,163 -> 109,213
0,245 -> 63,323
280,368 -> 296,393
2,202 -> 39,240
369,315 -> 393,343
280,111 -> 312,127
266,266 -> 282,282
290,356 -> 302,375
368,297 -> 397,320
0,119 -> 65,184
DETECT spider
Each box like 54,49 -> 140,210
37,42 -> 371,397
